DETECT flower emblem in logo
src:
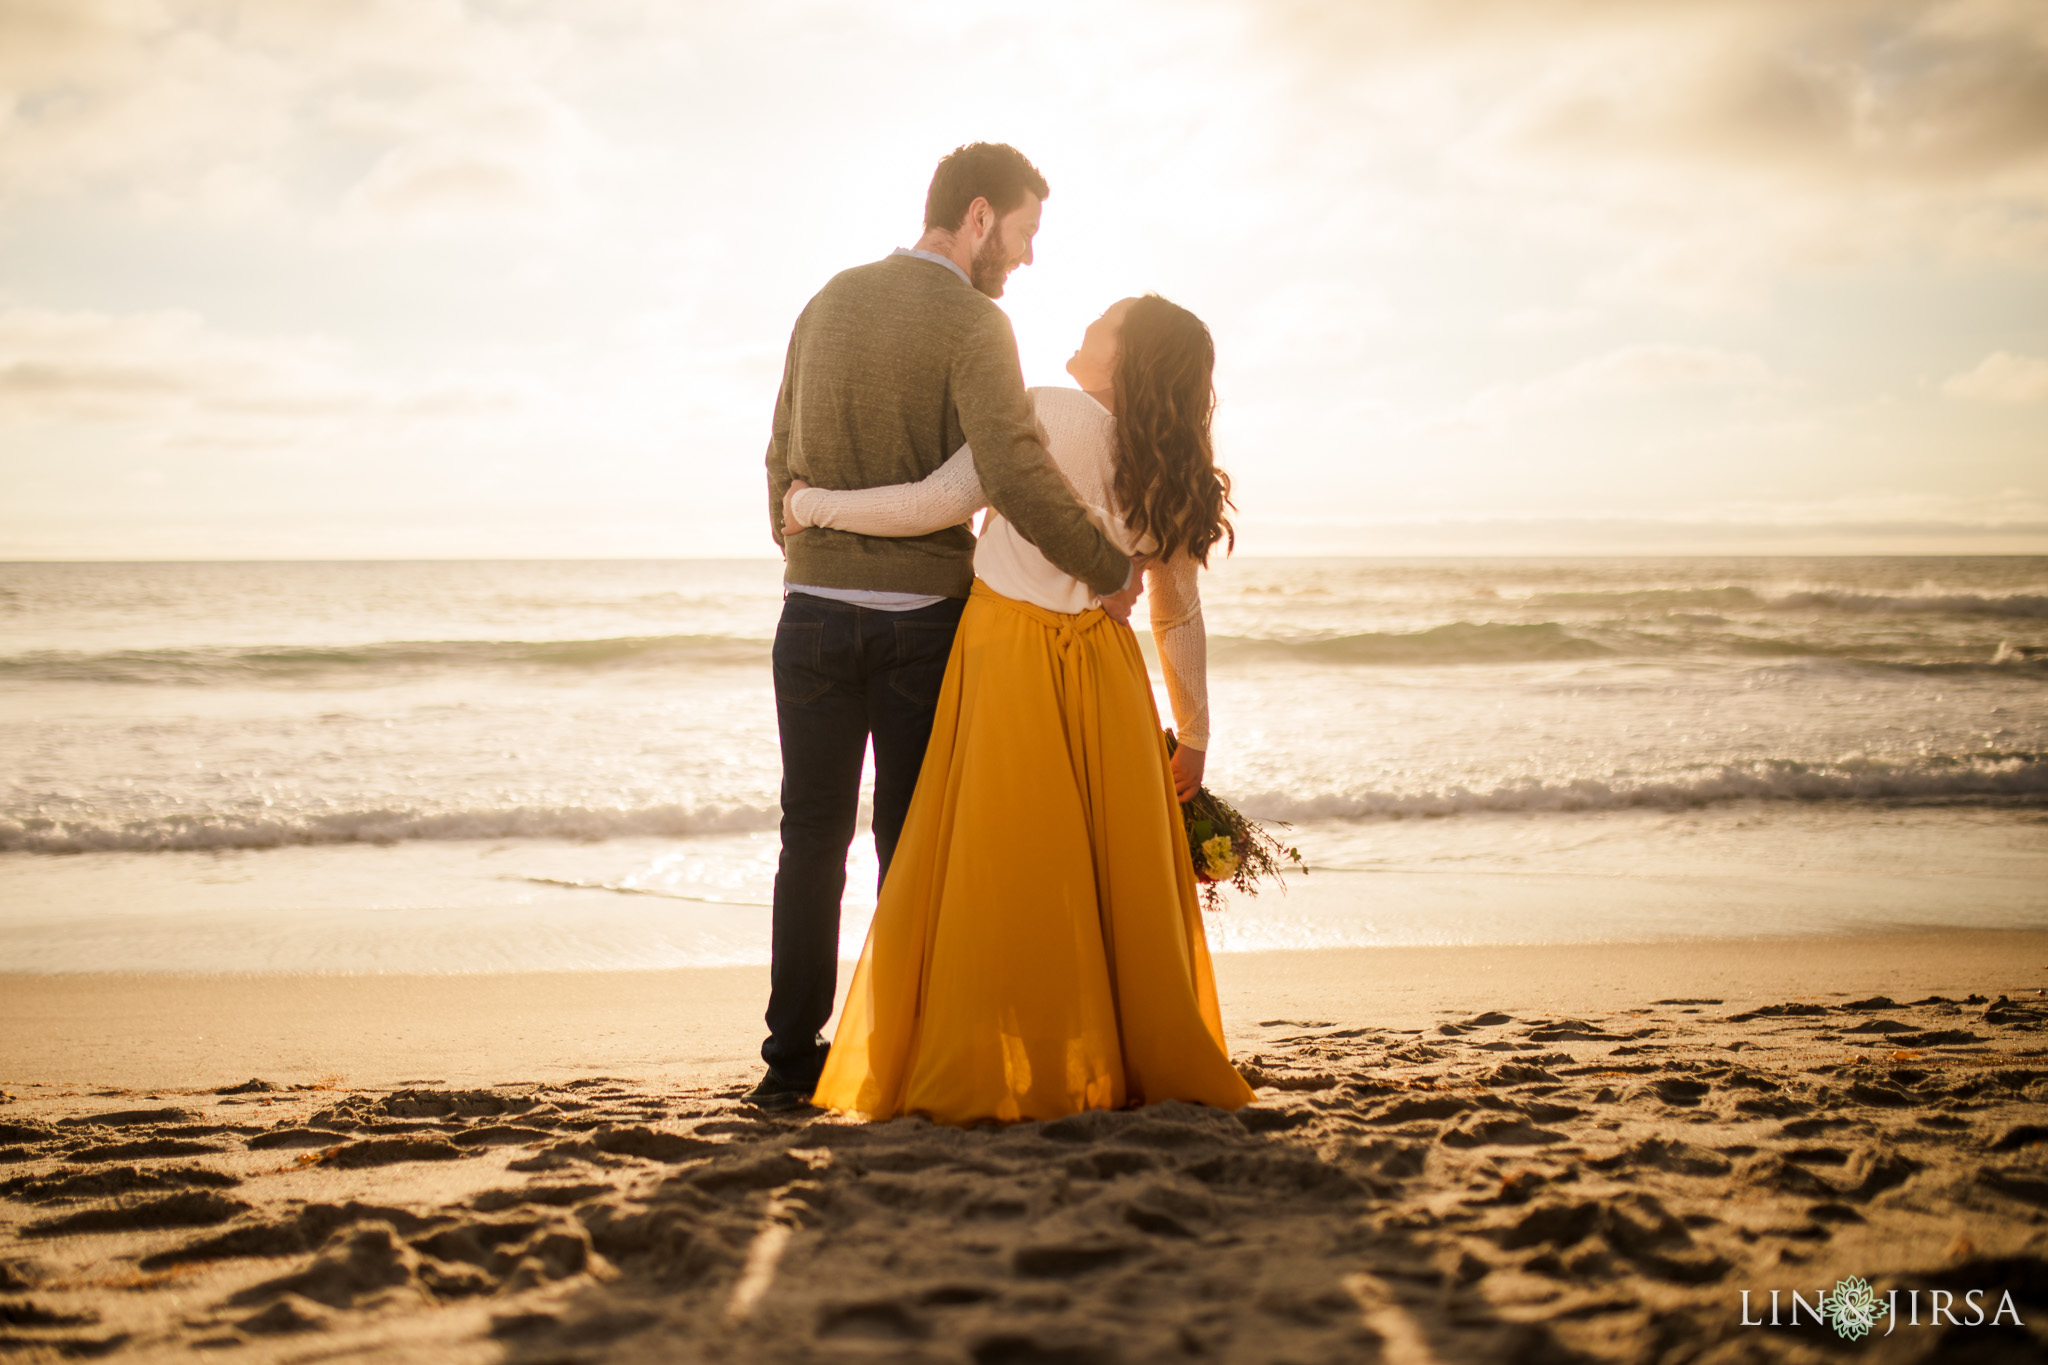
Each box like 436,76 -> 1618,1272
1819,1276 -> 1889,1341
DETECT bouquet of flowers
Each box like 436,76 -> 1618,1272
1166,731 -> 1306,911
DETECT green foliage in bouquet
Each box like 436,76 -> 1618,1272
1165,731 -> 1306,911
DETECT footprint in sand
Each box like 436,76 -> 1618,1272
25,1189 -> 249,1237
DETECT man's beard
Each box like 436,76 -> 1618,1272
969,228 -> 1012,298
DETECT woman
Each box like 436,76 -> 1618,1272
784,294 -> 1253,1124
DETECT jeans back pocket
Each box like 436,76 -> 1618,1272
772,620 -> 831,705
888,620 -> 958,706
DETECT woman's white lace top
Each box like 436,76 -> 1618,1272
789,386 -> 1212,750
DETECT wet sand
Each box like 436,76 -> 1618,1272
2,932 -> 2046,1361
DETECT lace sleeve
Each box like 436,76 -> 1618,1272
789,445 -> 986,537
1146,553 -> 1209,751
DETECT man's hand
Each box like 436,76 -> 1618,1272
1096,555 -> 1148,623
780,478 -> 811,539
1170,743 -> 1205,802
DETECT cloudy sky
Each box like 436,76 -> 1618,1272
2,0 -> 2044,558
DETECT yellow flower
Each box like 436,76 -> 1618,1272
1201,834 -> 1239,881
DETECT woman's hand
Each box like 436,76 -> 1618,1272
780,478 -> 811,539
1097,554 -> 1151,623
1169,742 -> 1205,803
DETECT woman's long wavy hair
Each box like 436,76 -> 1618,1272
1110,295 -> 1234,566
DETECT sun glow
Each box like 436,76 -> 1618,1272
0,0 -> 2043,558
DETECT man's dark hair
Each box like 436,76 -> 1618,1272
923,143 -> 1049,233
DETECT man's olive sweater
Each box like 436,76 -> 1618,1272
765,253 -> 1127,600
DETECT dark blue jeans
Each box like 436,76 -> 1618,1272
763,590 -> 965,1083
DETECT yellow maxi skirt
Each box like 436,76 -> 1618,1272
812,580 -> 1256,1125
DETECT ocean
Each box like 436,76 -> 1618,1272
3,557 -> 2044,973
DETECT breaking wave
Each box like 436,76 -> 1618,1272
1527,587 -> 2048,621
7,600 -> 2045,688
1202,625 -> 2046,672
1524,587 -> 1767,612
1209,622 -> 1610,666
0,634 -> 770,685
0,801 -> 782,855
9,754 -> 2042,854
1238,752 -> 2048,822
1772,591 -> 2048,620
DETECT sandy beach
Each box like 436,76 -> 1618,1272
4,931 -> 2045,1362
5,560 -> 2044,1362
7,0 -> 2048,1349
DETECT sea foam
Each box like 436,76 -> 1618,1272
1239,752 -> 2048,821
0,802 -> 782,855
0,634 -> 768,685
7,754 -> 2041,854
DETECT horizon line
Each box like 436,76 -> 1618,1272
6,550 -> 2048,566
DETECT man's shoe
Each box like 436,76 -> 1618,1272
745,1068 -> 814,1112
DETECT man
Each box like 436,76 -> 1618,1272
756,142 -> 1140,1108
